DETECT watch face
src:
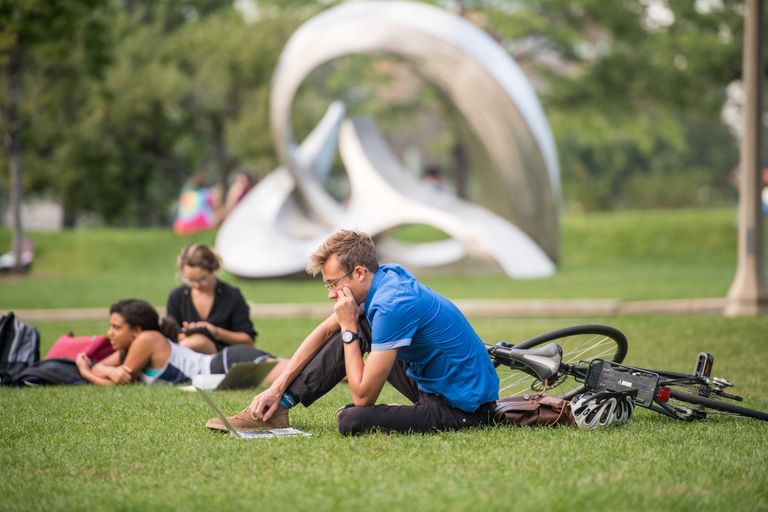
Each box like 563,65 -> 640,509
342,331 -> 353,343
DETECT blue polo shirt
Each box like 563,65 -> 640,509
363,264 -> 499,412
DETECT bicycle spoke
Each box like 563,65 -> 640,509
497,369 -> 579,395
561,334 -> 618,363
498,372 -> 535,394
499,378 -> 532,394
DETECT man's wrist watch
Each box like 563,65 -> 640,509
341,330 -> 360,344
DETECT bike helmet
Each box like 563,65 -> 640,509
571,391 -> 635,430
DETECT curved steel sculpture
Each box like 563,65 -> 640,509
217,0 -> 560,278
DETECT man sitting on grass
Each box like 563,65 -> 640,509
206,229 -> 499,435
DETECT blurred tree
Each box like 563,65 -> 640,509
48,1 -> 305,226
56,0 -> 234,226
168,10 -> 300,186
471,0 -> 745,210
0,0 -> 112,264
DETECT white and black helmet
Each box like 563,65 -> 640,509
571,391 -> 635,430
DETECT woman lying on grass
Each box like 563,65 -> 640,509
75,298 -> 286,386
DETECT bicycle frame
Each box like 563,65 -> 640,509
487,342 -> 749,421
488,327 -> 767,422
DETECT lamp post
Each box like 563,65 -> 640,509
725,0 -> 768,316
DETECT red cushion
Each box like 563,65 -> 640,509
44,335 -> 115,362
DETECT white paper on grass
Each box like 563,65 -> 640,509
237,428 -> 311,439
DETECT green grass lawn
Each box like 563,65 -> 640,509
2,315 -> 767,511
0,208 -> 747,310
1,209 -> 767,511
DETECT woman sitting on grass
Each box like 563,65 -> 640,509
75,298 -> 286,386
166,243 -> 257,355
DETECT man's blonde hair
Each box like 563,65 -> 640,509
306,230 -> 379,276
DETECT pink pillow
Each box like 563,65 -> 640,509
44,335 -> 115,362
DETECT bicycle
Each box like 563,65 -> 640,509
485,324 -> 768,422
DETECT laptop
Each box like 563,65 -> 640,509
195,386 -> 310,439
191,360 -> 277,391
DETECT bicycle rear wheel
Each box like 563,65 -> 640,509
495,324 -> 628,400
662,385 -> 768,421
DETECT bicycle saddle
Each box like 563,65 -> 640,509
506,343 -> 563,382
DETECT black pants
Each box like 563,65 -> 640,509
209,345 -> 273,374
286,317 -> 494,435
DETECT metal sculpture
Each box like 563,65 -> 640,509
216,0 -> 560,278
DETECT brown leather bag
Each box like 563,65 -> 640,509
493,393 -> 575,427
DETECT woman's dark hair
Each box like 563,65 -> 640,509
109,299 -> 179,341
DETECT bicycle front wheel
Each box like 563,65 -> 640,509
664,387 -> 768,421
496,324 -> 628,400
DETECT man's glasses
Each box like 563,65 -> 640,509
323,269 -> 355,291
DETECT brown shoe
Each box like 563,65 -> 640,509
206,407 -> 289,432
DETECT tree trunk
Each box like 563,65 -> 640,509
62,191 -> 78,229
3,47 -> 24,273
211,113 -> 229,188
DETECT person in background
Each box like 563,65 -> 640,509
166,244 -> 256,355
222,171 -> 257,219
422,164 -> 448,193
173,172 -> 223,235
76,299 -> 285,386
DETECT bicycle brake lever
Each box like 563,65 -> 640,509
712,376 -> 733,388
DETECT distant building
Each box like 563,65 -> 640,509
2,198 -> 63,231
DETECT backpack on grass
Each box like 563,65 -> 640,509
16,358 -> 87,386
0,312 -> 41,385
